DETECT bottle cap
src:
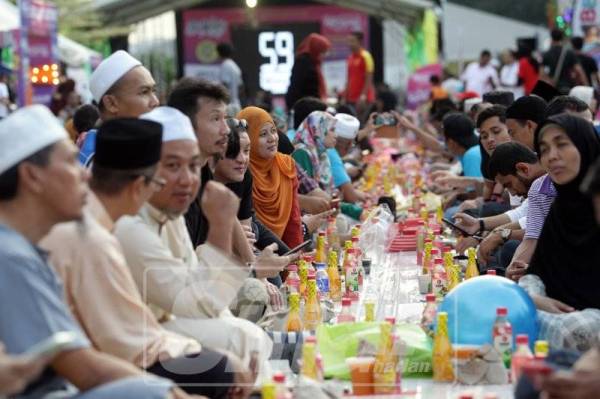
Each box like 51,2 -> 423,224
351,237 -> 359,242
443,245 -> 452,253
342,298 -> 352,306
362,258 -> 372,266
318,231 -> 326,237
516,334 -> 529,345
385,316 -> 396,325
434,258 -> 443,265
307,271 -> 316,280
273,372 -> 286,383
431,248 -> 440,255
496,307 -> 508,316
426,293 -> 436,302
487,270 -> 497,275
437,311 -> 448,322
534,340 -> 549,354
287,264 -> 297,272
305,335 -> 317,344
314,262 -> 326,269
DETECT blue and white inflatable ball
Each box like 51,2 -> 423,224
439,275 -> 539,346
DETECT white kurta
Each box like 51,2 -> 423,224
115,203 -> 273,368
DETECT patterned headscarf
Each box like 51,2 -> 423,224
293,110 -> 336,192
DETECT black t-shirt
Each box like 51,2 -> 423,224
577,53 -> 598,85
542,45 -> 578,93
184,165 -> 213,248
226,171 -> 254,221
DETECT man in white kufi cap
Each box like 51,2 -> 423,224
0,106 -> 180,398
115,107 -> 274,377
79,50 -> 159,166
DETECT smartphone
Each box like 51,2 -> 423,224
283,240 -> 312,256
24,331 -> 79,359
442,218 -> 475,237
375,113 -> 398,126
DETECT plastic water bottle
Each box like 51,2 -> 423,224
315,263 -> 330,300
285,264 -> 300,294
511,334 -> 533,383
337,297 -> 355,323
492,307 -> 512,368
273,372 -> 291,399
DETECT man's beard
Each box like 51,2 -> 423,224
517,174 -> 534,197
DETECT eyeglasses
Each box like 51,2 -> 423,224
227,118 -> 248,130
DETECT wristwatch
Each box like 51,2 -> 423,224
494,228 -> 511,243
477,218 -> 485,235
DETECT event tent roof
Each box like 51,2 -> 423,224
91,0 -> 433,26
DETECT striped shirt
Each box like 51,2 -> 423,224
524,174 -> 557,240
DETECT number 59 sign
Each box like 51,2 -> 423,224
258,31 -> 294,95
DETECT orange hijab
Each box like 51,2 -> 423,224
237,107 -> 297,237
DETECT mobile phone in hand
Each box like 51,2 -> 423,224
24,331 -> 79,360
442,217 -> 473,237
283,240 -> 312,256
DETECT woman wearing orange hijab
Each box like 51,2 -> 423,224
285,33 -> 331,109
237,106 -> 304,248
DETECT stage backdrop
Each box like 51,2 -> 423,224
182,5 -> 369,99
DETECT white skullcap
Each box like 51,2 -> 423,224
569,86 -> 595,108
140,106 -> 197,142
334,113 -> 360,140
464,97 -> 482,112
90,50 -> 142,103
0,105 -> 67,175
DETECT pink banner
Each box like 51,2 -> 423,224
406,63 -> 443,110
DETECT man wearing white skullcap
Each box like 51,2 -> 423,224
115,106 -> 273,378
41,113 -> 252,397
79,50 -> 159,166
0,106 -> 181,399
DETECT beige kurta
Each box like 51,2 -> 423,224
114,203 -> 273,367
39,193 -> 201,369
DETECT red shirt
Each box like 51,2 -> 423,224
346,49 -> 375,103
519,57 -> 539,95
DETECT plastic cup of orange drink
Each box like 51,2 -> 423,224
346,357 -> 375,396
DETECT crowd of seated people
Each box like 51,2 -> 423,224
1,47 -> 600,399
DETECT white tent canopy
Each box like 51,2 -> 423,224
0,0 -> 101,67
